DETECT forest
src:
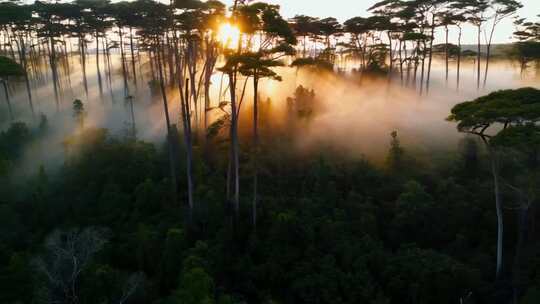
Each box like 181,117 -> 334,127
0,0 -> 540,303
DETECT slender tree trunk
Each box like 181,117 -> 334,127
426,17 -> 436,93
156,41 -> 178,205
445,25 -> 449,82
387,32 -> 393,78
166,34 -> 174,84
183,79 -> 194,220
228,70 -> 240,217
483,17 -> 497,88
252,76 -> 259,230
49,36 -> 60,110
2,80 -> 14,120
419,41 -> 426,93
95,33 -> 104,101
399,39 -> 404,84
488,147 -> 504,279
129,27 -> 137,86
104,37 -> 115,103
79,36 -> 88,98
457,26 -> 462,90
19,37 -> 34,118
118,28 -> 129,98
477,24 -> 482,90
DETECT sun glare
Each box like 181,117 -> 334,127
217,23 -> 241,48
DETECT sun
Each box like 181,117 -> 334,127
217,23 -> 241,48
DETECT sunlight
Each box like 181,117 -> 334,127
217,23 -> 241,48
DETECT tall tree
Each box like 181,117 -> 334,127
454,0 -> 489,89
448,87 -> 540,279
289,15 -> 319,58
0,55 -> 25,120
137,0 -> 179,205
482,0 -> 522,87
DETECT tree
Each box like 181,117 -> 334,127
290,15 -> 319,58
446,3 -> 468,89
491,124 -> 540,298
72,99 -> 86,130
239,3 -> 295,229
33,0 -> 70,109
387,130 -> 405,172
453,0 -> 490,89
482,0 -> 522,87
513,16 -> 540,74
77,0 -> 113,100
33,228 -> 108,304
316,17 -> 342,60
238,52 -> 285,228
1,2 -> 35,118
448,87 -> 540,279
136,0 -> 179,206
0,55 -> 24,120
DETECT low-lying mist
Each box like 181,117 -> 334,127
2,54 -> 539,178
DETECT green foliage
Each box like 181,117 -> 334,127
291,57 -> 334,70
386,131 -> 404,171
448,88 -> 540,133
0,56 -> 25,78
0,120 -> 531,304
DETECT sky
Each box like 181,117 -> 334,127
221,0 -> 540,44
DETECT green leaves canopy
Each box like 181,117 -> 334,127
448,88 -> 540,133
491,124 -> 540,150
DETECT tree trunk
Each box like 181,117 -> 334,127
129,27 -> 137,86
228,70 -> 240,217
156,41 -> 178,205
252,76 -> 259,230
387,32 -> 393,78
79,36 -> 88,98
182,77 -> 194,220
457,26 -> 462,90
104,37 -> 115,103
399,39 -> 404,84
49,36 -> 60,110
95,33 -> 104,101
2,80 -> 14,120
174,41 -> 195,221
118,28 -> 129,99
488,148 -> 504,279
445,26 -> 449,82
477,25 -> 482,90
19,37 -> 34,118
426,16 -> 436,93
483,16 -> 497,88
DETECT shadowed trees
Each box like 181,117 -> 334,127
289,15 -> 319,58
33,0 -> 71,109
136,0 -> 179,206
0,55 -> 25,120
491,124 -> 540,300
1,2 -> 35,118
513,16 -> 540,73
219,1 -> 296,223
448,87 -> 540,279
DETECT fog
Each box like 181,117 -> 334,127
2,53 -> 539,177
